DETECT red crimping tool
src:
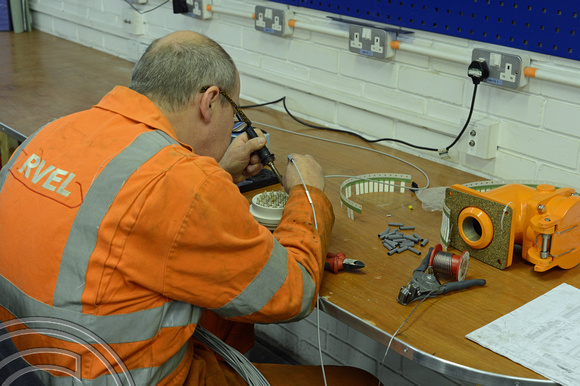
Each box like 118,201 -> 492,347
324,252 -> 365,273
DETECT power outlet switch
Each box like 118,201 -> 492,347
472,48 -> 530,89
190,0 -> 212,19
254,6 -> 293,37
348,25 -> 393,60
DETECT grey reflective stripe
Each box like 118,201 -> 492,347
0,128 -> 39,193
34,341 -> 189,386
213,239 -> 316,319
53,130 -> 178,310
0,274 -> 203,344
284,263 -> 316,323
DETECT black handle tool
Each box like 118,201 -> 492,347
397,247 -> 486,305
245,125 -> 284,185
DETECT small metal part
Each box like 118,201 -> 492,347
255,190 -> 289,208
413,233 -> 423,241
540,234 -> 551,259
409,247 -> 421,255
388,248 -> 398,256
388,222 -> 404,227
267,161 -> 284,185
420,238 -> 429,247
537,204 -> 546,213
400,226 -> 415,230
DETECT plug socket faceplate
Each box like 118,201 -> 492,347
472,48 -> 530,89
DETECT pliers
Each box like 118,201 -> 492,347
397,247 -> 486,305
325,252 -> 365,273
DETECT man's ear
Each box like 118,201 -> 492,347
199,86 -> 221,124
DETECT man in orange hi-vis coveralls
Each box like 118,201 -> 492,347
0,31 -> 379,385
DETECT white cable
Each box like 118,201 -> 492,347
287,156 -> 327,386
270,122 -> 432,385
500,201 -> 512,230
254,121 -> 430,190
288,156 -> 318,230
281,125 -> 431,385
378,281 -> 449,385
377,296 -> 430,385
193,326 -> 269,386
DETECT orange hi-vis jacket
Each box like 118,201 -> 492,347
0,86 -> 334,384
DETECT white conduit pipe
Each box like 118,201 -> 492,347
207,5 -> 252,19
524,67 -> 580,89
207,5 -> 580,89
390,40 -> 471,65
289,20 -> 349,39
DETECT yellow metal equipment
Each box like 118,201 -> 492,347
445,183 -> 580,272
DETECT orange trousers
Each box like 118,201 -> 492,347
194,311 -> 380,385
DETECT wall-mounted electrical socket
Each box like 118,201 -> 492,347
472,48 -> 530,89
464,118 -> 499,159
254,6 -> 294,37
188,0 -> 212,19
122,8 -> 146,35
348,25 -> 393,60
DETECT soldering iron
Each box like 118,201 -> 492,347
244,124 -> 284,185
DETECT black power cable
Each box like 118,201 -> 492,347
242,60 -> 490,154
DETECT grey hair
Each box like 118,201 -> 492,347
129,34 -> 237,112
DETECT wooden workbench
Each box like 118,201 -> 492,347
2,31 -> 575,385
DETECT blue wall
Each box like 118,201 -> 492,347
271,0 -> 579,61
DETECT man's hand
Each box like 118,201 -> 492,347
219,130 -> 266,184
284,154 -> 325,193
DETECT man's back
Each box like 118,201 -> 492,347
0,87 -> 210,383
0,86 -> 336,385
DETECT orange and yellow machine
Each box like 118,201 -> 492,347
443,183 -> 580,272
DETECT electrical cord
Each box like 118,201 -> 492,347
254,121 -> 431,190
377,295 -> 430,385
287,156 -> 327,386
377,282 -> 450,386
193,326 -> 269,386
123,0 -> 170,14
445,83 -> 479,151
242,83 -> 480,154
241,97 -> 286,109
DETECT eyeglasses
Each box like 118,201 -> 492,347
200,86 -> 251,133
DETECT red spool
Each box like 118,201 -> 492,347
429,244 -> 470,281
